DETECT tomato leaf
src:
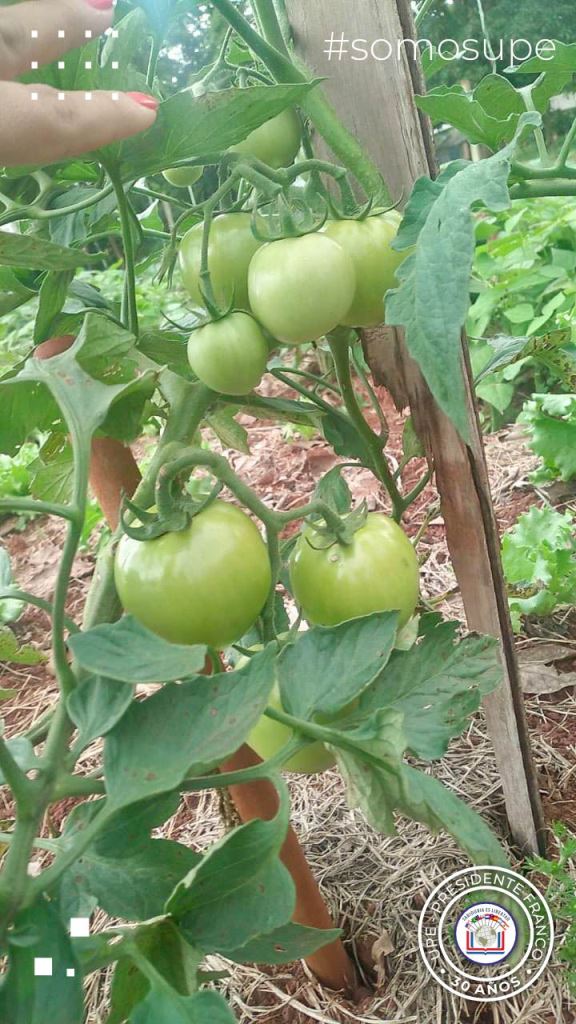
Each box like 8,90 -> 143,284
398,763 -> 508,865
510,39 -> 576,76
62,792 -> 182,857
356,622 -> 501,761
138,330 -> 193,380
0,266 -> 35,316
60,838 -> 200,923
206,407 -> 250,455
321,406 -> 370,461
333,708 -> 407,833
6,315 -> 155,448
116,84 -> 316,181
313,465 -> 352,514
68,617 -> 208,684
104,645 -> 276,808
34,270 -> 75,344
126,1 -> 175,37
226,922 -> 341,966
0,231 -> 94,271
278,611 -> 398,719
387,112 -> 540,442
333,710 -> 507,864
0,897 -> 84,1024
30,439 -> 74,505
0,374 -> 59,457
416,78 -> 523,150
0,735 -> 39,784
167,786 -> 293,953
108,920 -> 200,1024
130,987 -> 237,1024
66,676 -> 134,751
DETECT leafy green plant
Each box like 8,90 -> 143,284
519,393 -> 576,483
529,823 -> 576,995
467,198 -> 576,422
0,547 -> 22,627
0,443 -> 37,503
502,504 -> 576,630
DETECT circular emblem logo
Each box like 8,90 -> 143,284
455,902 -> 517,965
418,865 -> 554,1002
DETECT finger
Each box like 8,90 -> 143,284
0,83 -> 158,166
0,0 -> 113,80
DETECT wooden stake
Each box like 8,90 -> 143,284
285,0 -> 545,855
221,745 -> 358,991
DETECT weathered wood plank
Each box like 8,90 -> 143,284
285,0 -> 545,854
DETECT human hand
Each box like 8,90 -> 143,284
0,0 -> 158,167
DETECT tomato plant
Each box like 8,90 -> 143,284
187,311 -> 269,394
248,234 -> 356,344
324,211 -> 406,328
290,513 -> 420,628
115,500 -> 272,647
3,0 -> 565,1015
179,212 -> 262,311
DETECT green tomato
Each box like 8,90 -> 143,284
248,683 -> 336,774
290,513 -> 419,628
230,108 -> 302,169
248,233 -> 356,345
162,166 -> 203,188
114,500 -> 272,649
187,312 -> 269,395
323,211 -> 406,328
179,212 -> 262,312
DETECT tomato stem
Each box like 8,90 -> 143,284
210,0 -> 389,202
327,333 -> 405,521
106,164 -> 139,336
152,446 -> 353,639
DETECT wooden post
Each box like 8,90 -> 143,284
285,0 -> 545,855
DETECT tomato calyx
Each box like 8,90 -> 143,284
251,191 -> 328,242
327,193 -> 374,222
120,481 -> 223,542
304,501 -> 369,551
187,303 -> 236,336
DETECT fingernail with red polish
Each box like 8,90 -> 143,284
85,0 -> 114,9
126,92 -> 159,111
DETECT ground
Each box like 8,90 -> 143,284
1,377 -> 575,1024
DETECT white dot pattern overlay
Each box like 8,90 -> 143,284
33,918 -> 90,978
27,26 -> 124,100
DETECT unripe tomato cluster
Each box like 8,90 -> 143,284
123,109 -> 420,774
115,507 -> 420,774
171,107 -> 407,396
180,207 -> 406,395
